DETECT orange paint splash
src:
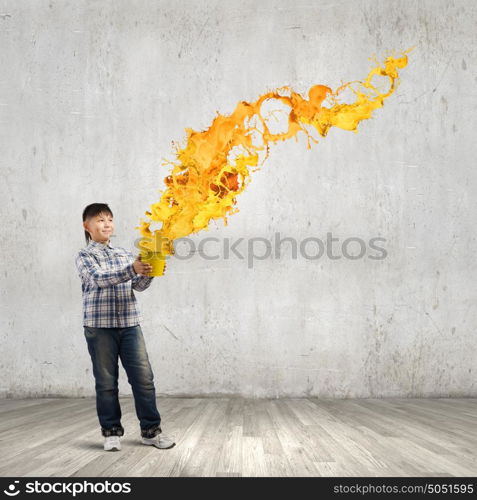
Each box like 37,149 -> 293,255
136,48 -> 413,262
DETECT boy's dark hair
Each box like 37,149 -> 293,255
82,203 -> 114,244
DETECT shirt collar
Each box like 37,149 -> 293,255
87,239 -> 114,251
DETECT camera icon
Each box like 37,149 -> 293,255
3,480 -> 20,496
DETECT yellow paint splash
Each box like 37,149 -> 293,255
136,48 -> 413,262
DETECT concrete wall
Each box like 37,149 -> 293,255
1,0 -> 476,398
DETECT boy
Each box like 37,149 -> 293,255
76,203 -> 175,451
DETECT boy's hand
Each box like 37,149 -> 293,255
133,255 -> 153,276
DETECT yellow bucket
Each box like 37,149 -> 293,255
139,250 -> 166,277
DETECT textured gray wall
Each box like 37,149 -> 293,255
1,0 -> 476,398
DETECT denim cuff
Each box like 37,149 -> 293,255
141,424 -> 162,438
101,425 -> 124,437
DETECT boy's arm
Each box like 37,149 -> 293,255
132,274 -> 154,292
76,251 -> 136,288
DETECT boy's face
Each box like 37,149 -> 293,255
83,212 -> 114,243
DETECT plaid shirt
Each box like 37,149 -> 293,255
75,240 -> 154,327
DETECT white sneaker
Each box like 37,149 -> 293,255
104,435 -> 121,451
141,433 -> 176,449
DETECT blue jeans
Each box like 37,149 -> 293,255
83,325 -> 162,438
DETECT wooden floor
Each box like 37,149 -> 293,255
0,397 -> 476,477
